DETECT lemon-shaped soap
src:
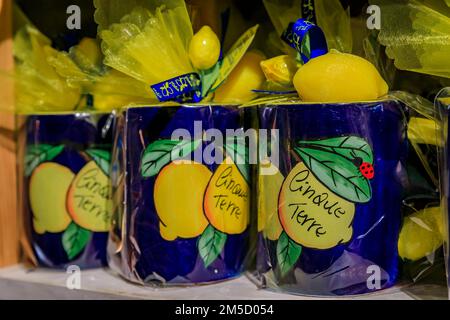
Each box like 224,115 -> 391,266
398,207 -> 444,261
29,163 -> 74,234
67,161 -> 112,232
260,55 -> 298,85
204,158 -> 250,234
213,51 -> 266,104
76,37 -> 102,68
293,51 -> 389,102
154,161 -> 211,240
189,26 -> 221,70
258,164 -> 284,241
278,162 -> 355,249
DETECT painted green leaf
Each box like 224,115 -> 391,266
295,146 -> 372,203
141,139 -> 201,178
225,137 -> 250,182
62,222 -> 91,260
198,225 -> 227,268
86,149 -> 111,176
298,136 -> 374,164
277,232 -> 302,276
25,144 -> 64,177
200,63 -> 221,97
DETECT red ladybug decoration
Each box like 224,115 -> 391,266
359,162 -> 374,180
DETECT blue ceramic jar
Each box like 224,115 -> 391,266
256,100 -> 408,295
21,112 -> 115,269
108,105 -> 251,285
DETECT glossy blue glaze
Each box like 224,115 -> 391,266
23,113 -> 114,269
256,101 -> 408,295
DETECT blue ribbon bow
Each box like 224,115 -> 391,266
151,73 -> 202,103
281,19 -> 328,64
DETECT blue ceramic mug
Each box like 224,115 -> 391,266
21,112 -> 115,269
256,100 -> 408,295
108,105 -> 251,285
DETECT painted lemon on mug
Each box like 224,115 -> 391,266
67,161 -> 112,232
278,162 -> 355,249
29,162 -> 74,234
204,157 -> 250,234
154,161 -> 211,241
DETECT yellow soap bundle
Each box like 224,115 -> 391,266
370,0 -> 450,79
99,1 -> 194,87
48,37 -> 155,111
1,0 -> 264,113
1,4 -> 155,114
263,0 -> 353,55
95,0 -> 260,103
388,91 -> 445,263
11,25 -> 82,113
258,0 -> 389,103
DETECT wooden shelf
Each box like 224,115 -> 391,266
0,0 -> 19,269
0,264 -> 447,300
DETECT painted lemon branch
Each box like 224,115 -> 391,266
86,149 -> 111,176
225,136 -> 251,183
63,148 -> 112,259
62,222 -> 91,260
275,136 -> 374,275
294,136 -> 373,203
27,144 -> 112,260
25,144 -> 64,177
141,139 -> 201,178
197,138 -> 251,267
277,232 -> 302,276
298,136 -> 373,164
198,225 -> 227,268
141,138 -> 251,268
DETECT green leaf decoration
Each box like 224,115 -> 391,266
225,137 -> 250,182
86,149 -> 111,176
295,146 -> 372,203
211,25 -> 259,91
62,222 -> 91,260
141,139 -> 201,178
277,232 -> 302,276
200,63 -> 221,97
298,136 -> 374,164
25,144 -> 64,177
198,225 -> 227,268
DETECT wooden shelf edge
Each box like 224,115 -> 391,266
0,264 -> 447,300
0,0 -> 19,268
